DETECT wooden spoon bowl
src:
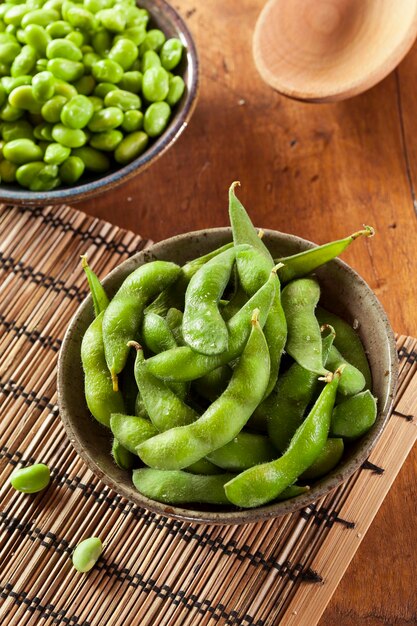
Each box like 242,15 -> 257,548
253,0 -> 417,102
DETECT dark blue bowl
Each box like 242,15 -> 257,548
0,0 -> 199,205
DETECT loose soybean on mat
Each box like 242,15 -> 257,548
0,203 -> 416,626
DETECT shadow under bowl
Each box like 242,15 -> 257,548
57,228 -> 398,525
0,0 -> 199,205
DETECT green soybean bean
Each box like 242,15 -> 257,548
108,37 -> 138,70
84,0 -> 112,13
91,28 -> 111,54
9,85 -> 41,113
207,432 -> 276,472
119,70 -> 142,94
89,129 -> 122,151
133,469 -> 233,505
143,101 -> 170,137
66,6 -> 97,31
142,66 -> 169,102
4,5 -> 29,27
0,103 -> 24,122
121,109 -> 142,132
300,438 -> 344,480
72,145 -> 109,171
263,326 -> 336,451
139,28 -> 165,54
24,23 -> 50,55
65,31 -> 85,48
33,122 -> 53,140
276,226 -> 375,283
44,141 -> 70,164
112,438 -> 135,470
11,44 -> 37,77
53,78 -> 78,99
141,49 -> 160,71
10,463 -> 50,493
46,21 -> 73,38
92,58 -> 123,83
72,537 -> 102,573
1,75 -> 31,95
2,119 -> 33,141
88,106 -> 123,131
104,89 -> 140,111
281,277 -> 327,375
21,9 -> 60,28
160,37 -> 183,70
137,311 -> 270,470
326,345 -> 365,396
83,51 -> 100,73
41,95 -> 67,122
35,58 -> 48,72
166,75 -> 185,106
114,130 -> 147,163
224,370 -> 341,508
96,7 -> 126,32
81,254 -> 109,316
110,413 -> 157,454
183,246 -> 239,355
47,58 -> 84,82
16,29 -> 27,44
88,95 -> 103,112
0,83 -> 7,107
331,390 -> 377,439
52,123 -> 87,147
0,41 -> 22,64
32,70 -> 55,102
103,260 -> 181,384
46,37 -> 82,61
93,82 -> 119,99
316,307 -> 372,390
81,311 -> 125,427
115,25 -> 146,45
3,137 -> 42,163
0,159 -> 17,181
145,269 -> 277,382
59,154 -> 84,182
74,74 -> 95,95
60,94 -> 94,129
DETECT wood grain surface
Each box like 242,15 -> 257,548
77,1 -> 417,624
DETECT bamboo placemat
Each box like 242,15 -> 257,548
0,203 -> 416,626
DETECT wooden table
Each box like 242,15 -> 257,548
78,1 -> 417,623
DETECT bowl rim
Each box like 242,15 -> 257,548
57,226 -> 398,525
0,0 -> 199,205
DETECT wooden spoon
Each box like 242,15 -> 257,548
253,0 -> 417,102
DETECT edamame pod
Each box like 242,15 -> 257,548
81,311 -> 125,427
326,345 -> 365,396
110,413 -> 158,454
281,277 -> 327,376
112,438 -> 135,470
193,365 -> 232,402
224,370 -> 341,508
81,255 -> 109,317
300,438 -> 344,480
132,469 -> 234,505
331,390 -> 377,439
206,431 -> 276,471
137,310 -> 270,470
102,261 -> 181,387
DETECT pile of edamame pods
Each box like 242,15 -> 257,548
0,0 -> 185,190
81,182 -> 378,509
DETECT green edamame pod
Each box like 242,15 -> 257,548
102,261 -> 181,387
262,325 -> 336,451
81,255 -> 109,317
276,226 -> 375,283
129,342 -> 197,431
207,431 -> 276,471
316,306 -> 372,390
132,468 -> 234,505
137,310 -> 270,470
193,365 -> 232,402
112,438 -> 135,470
331,390 -> 377,440
182,246 -> 241,355
110,413 -> 157,454
300,438 -> 344,480
224,369 -> 341,508
145,269 -> 277,382
142,311 -> 177,354
326,345 -> 365,396
186,458 -> 223,475
81,311 -> 125,427
281,277 -> 327,376
165,307 -> 184,346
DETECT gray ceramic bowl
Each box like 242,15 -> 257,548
0,0 -> 198,206
57,228 -> 398,525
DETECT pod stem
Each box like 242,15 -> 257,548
318,371 -> 333,383
251,308 -> 260,325
320,323 -> 336,337
111,369 -> 119,393
351,225 -> 375,240
80,254 -> 88,269
127,340 -> 143,351
257,228 -> 265,240
272,262 -> 285,274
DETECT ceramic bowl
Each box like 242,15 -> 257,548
57,228 -> 398,525
0,0 -> 198,205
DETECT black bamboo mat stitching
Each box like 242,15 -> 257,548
0,252 -> 88,302
0,315 -> 63,352
0,379 -> 59,415
392,410 -> 414,422
362,460 -> 385,474
300,504 -> 355,529
4,204 -> 146,256
397,346 -> 417,364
